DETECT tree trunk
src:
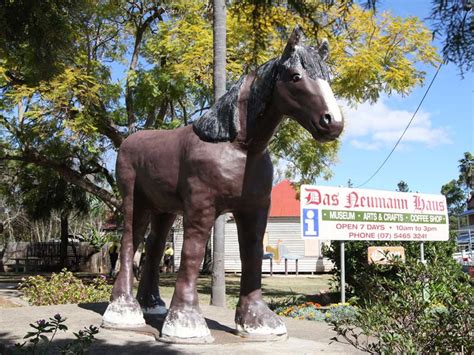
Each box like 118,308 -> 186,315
211,0 -> 227,307
60,212 -> 69,269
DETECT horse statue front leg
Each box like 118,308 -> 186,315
233,207 -> 288,339
160,198 -> 215,343
102,180 -> 149,328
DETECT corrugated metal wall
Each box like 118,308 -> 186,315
173,216 -> 334,273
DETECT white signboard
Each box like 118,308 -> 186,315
300,186 -> 449,241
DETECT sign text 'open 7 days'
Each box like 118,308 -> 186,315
300,186 -> 449,241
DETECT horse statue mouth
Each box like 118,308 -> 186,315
308,114 -> 344,143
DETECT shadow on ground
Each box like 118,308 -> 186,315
79,302 -> 235,338
0,333 -> 182,355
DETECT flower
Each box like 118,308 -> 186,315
54,313 -> 62,321
36,319 -> 46,327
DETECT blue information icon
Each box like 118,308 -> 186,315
302,208 -> 319,237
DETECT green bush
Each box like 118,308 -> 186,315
328,257 -> 474,353
20,269 -> 111,306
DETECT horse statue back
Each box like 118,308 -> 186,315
103,26 -> 344,343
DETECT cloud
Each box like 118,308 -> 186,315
341,99 -> 452,150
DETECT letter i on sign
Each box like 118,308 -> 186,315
303,209 -> 319,237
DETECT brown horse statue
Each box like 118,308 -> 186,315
102,26 -> 344,343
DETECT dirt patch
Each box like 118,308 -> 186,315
0,296 -> 22,308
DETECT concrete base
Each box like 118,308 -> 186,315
0,301 -> 367,354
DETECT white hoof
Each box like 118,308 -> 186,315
102,296 -> 146,328
161,307 -> 211,339
236,321 -> 287,336
142,304 -> 167,315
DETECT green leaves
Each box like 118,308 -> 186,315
329,258 -> 473,353
0,0 -> 441,212
271,120 -> 339,185
15,312 -> 99,354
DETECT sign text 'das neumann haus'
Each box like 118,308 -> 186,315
300,186 -> 449,241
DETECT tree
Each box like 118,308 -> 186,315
441,180 -> 466,218
429,0 -> 473,75
441,151 -> 473,228
0,1 -> 163,211
458,151 -> 474,190
396,180 -> 410,192
0,0 -> 84,84
211,0 -> 227,307
1,1 -> 440,212
5,164 -> 89,267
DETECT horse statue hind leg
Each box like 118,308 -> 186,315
136,213 -> 176,315
102,161 -> 150,328
102,153 -> 176,325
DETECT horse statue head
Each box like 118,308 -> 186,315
273,26 -> 344,142
194,25 -> 344,148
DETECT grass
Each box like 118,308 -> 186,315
144,273 -> 333,308
1,271 -> 333,309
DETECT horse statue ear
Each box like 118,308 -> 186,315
281,25 -> 305,61
318,38 -> 330,61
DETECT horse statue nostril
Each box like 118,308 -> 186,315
320,113 -> 332,126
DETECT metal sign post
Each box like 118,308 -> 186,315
340,241 -> 345,303
420,241 -> 425,263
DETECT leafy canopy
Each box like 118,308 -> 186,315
0,0 -> 439,209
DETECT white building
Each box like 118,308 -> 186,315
173,180 -> 333,274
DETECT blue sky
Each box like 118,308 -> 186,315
318,0 -> 473,194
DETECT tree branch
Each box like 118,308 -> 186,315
82,159 -> 117,191
92,102 -> 125,148
126,4 -> 165,133
1,152 -> 121,211
177,98 -> 188,126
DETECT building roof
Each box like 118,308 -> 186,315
269,180 -> 300,217
459,209 -> 474,217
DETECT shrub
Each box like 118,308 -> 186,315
15,313 -> 99,354
20,269 -> 111,306
328,257 -> 474,353
323,235 -> 458,302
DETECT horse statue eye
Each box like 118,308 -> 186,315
292,73 -> 302,82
